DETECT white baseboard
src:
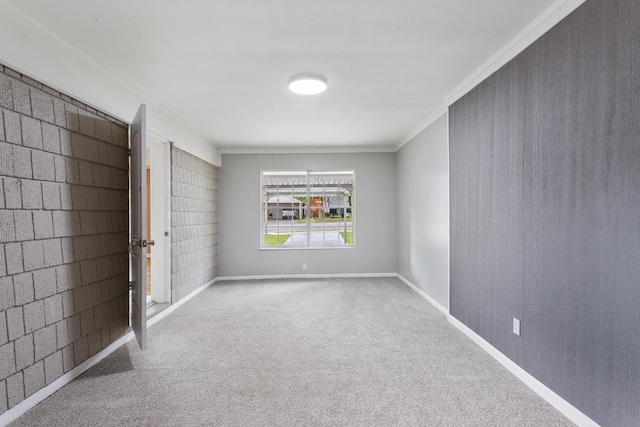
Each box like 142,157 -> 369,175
0,331 -> 135,426
0,278 -> 218,426
147,277 -> 216,328
447,315 -> 599,427
395,274 -> 449,315
215,272 -> 397,281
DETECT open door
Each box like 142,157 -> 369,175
130,104 -> 152,350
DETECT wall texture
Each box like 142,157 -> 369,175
170,147 -> 218,302
396,114 -> 449,310
0,65 -> 129,413
449,0 -> 640,425
218,153 -> 397,277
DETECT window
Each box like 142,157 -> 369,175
261,170 -> 355,248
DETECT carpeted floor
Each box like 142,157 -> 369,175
10,277 -> 574,426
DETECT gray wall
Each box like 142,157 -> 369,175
449,0 -> 640,425
171,147 -> 218,302
396,114 -> 449,310
218,153 -> 396,277
0,65 -> 129,413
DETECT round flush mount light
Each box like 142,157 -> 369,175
288,74 -> 327,95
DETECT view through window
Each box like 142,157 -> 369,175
261,170 -> 355,248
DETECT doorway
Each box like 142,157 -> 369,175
146,133 -> 172,317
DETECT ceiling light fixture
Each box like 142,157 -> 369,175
288,74 -> 327,95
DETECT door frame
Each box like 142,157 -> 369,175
147,132 -> 172,304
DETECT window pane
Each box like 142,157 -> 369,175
261,170 -> 354,248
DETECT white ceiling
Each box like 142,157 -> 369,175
5,0 -> 564,151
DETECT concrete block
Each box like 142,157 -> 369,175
0,311 -> 6,346
72,236 -> 88,262
23,299 -> 45,334
3,110 -> 22,144
30,89 -> 55,124
60,237 -> 74,264
0,109 -> 4,141
6,371 -> 24,409
0,210 -> 17,246
54,155 -> 67,183
86,235 -> 101,259
78,110 -> 96,138
80,308 -> 94,336
52,211 -> 69,238
13,145 -> 33,179
44,350 -> 63,385
65,159 -> 80,185
78,161 -> 94,186
12,272 -> 34,306
0,143 -> 14,177
64,104 -> 79,133
33,210 -> 54,240
88,329 -> 102,356
33,267 -> 57,300
21,116 -> 43,149
80,259 -> 97,285
33,324 -> 57,361
43,238 -> 63,267
66,314 -> 81,343
23,360 -> 44,397
32,150 -> 56,182
13,210 -> 34,241
0,74 -> 13,109
0,244 -> 5,277
14,334 -> 34,371
42,182 -> 62,210
85,138 -> 100,163
70,133 -> 88,160
42,123 -> 61,154
73,286 -> 90,313
95,117 -> 112,143
60,185 -> 73,211
22,240 -> 45,271
73,335 -> 88,365
92,164 -> 104,187
0,342 -> 15,381
71,186 -> 87,211
55,319 -> 69,349
6,307 -> 24,342
44,294 -> 63,326
3,178 -> 22,209
52,98 -> 66,128
80,211 -> 97,235
0,276 -> 14,311
0,378 -> 5,413
97,141 -> 109,165
61,290 -> 74,319
59,129 -> 72,157
21,180 -> 42,209
4,242 -> 23,275
61,344 -> 74,373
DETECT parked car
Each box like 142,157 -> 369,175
281,209 -> 298,220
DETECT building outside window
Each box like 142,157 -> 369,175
260,170 -> 355,248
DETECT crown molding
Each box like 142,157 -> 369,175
395,0 -> 585,151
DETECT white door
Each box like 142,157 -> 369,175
131,104 -> 149,350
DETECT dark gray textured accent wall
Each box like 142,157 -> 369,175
449,1 -> 640,426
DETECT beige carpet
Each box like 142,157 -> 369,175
10,277 -> 574,426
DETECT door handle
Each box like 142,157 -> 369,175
130,239 -> 155,248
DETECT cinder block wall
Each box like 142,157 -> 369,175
170,147 -> 218,302
0,65 -> 129,413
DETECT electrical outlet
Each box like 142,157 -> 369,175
302,264 -> 307,271
513,318 -> 521,336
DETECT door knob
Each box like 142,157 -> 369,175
142,240 -> 155,247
